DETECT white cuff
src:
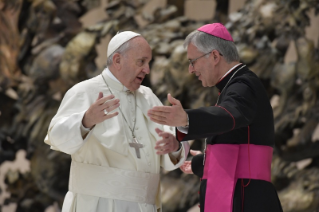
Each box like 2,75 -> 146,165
177,126 -> 189,134
170,145 -> 182,158
80,124 -> 91,136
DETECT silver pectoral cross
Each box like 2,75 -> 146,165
129,138 -> 144,159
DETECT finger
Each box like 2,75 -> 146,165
181,163 -> 193,174
149,117 -> 167,125
180,165 -> 192,174
97,94 -> 115,105
103,112 -> 119,119
180,165 -> 190,172
183,161 -> 191,165
102,99 -> 120,109
97,92 -> 103,100
154,141 -> 168,149
155,137 -> 170,146
149,106 -> 173,113
190,149 -> 202,156
157,131 -> 170,138
147,111 -> 170,120
104,102 -> 120,113
148,114 -> 167,124
180,161 -> 191,169
156,148 -> 170,155
180,166 -> 186,173
154,139 -> 170,149
155,128 -> 163,135
167,93 -> 181,106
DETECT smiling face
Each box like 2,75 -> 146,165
187,43 -> 222,87
114,37 -> 152,91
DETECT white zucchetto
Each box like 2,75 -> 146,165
107,31 -> 141,57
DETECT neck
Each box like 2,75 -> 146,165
218,61 -> 240,79
106,66 -> 130,91
108,66 -> 120,81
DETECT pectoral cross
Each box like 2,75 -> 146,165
129,137 -> 144,159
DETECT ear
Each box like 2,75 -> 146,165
212,50 -> 221,64
112,53 -> 122,70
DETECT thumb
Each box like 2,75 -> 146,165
97,92 -> 103,100
168,93 -> 181,106
190,149 -> 202,156
155,128 -> 163,135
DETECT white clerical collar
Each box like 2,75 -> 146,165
105,67 -> 129,91
219,63 -> 242,82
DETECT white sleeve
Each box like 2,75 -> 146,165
45,89 -> 93,155
161,141 -> 190,171
80,123 -> 91,136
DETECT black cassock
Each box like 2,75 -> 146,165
177,64 -> 283,212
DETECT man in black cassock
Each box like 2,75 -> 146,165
147,23 -> 283,212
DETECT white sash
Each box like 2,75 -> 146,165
69,161 -> 160,205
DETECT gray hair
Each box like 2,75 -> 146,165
183,30 -> 240,63
106,39 -> 133,66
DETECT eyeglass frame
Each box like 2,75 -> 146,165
188,50 -> 223,68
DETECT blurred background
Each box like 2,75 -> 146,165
0,0 -> 319,211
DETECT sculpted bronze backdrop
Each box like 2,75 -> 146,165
0,0 -> 319,211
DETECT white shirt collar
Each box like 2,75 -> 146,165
219,63 -> 242,82
105,67 -> 129,91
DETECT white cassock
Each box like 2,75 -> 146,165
44,68 -> 190,212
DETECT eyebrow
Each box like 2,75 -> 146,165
137,57 -> 151,61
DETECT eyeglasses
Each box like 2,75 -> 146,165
188,50 -> 223,68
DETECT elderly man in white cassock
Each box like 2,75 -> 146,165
44,31 -> 190,212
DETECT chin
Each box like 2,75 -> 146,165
131,85 -> 141,91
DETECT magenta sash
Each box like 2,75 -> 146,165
202,144 -> 273,212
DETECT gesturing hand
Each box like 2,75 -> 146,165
147,93 -> 188,127
82,92 -> 120,129
154,128 -> 180,155
180,150 -> 202,174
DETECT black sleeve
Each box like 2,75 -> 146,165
191,154 -> 204,178
182,80 -> 257,141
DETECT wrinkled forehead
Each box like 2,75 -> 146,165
126,37 -> 152,59
187,43 -> 203,57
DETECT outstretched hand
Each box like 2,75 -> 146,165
179,150 -> 202,174
82,92 -> 120,129
148,93 -> 188,127
154,128 -> 180,155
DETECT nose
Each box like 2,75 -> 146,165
189,64 -> 194,74
143,64 -> 150,74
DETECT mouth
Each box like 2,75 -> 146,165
136,76 -> 144,82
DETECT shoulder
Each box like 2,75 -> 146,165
231,69 -> 262,87
137,85 -> 156,96
136,85 -> 163,106
64,75 -> 101,98
227,68 -> 267,98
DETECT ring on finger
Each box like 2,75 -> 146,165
104,109 -> 108,115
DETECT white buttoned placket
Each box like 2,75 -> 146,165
102,71 -> 154,173
121,91 -> 153,174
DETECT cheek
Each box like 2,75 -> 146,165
129,70 -> 139,82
